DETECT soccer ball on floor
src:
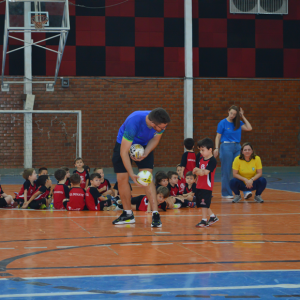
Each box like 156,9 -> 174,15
137,170 -> 153,186
129,144 -> 144,159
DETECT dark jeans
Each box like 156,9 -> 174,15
230,177 -> 267,196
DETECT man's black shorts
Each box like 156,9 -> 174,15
112,142 -> 154,173
195,189 -> 212,208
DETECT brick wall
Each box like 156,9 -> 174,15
0,77 -> 299,169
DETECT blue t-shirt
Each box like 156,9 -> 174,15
217,118 -> 244,143
116,111 -> 164,146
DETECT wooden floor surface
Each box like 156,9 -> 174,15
0,183 -> 300,280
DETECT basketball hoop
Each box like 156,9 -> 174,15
31,15 -> 48,30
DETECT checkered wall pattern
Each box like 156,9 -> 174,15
1,0 -> 300,78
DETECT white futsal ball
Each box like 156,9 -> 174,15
129,144 -> 145,159
137,170 -> 153,186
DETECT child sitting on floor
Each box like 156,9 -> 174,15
117,186 -> 168,212
22,175 -> 52,209
0,175 -> 14,208
53,169 -> 69,209
85,173 -> 116,211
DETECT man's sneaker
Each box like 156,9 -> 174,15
254,195 -> 264,203
173,203 -> 181,209
195,220 -> 208,228
208,215 -> 219,226
244,191 -> 252,199
188,202 -> 196,208
222,195 -> 234,199
232,195 -> 242,203
151,212 -> 162,228
112,211 -> 135,225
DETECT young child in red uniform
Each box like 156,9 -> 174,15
177,164 -> 186,195
73,157 -> 89,190
94,168 -> 114,197
181,138 -> 196,178
86,173 -> 115,211
22,175 -> 52,209
63,174 -> 86,211
53,169 -> 69,209
60,167 -> 71,188
15,168 -> 38,207
193,138 -> 219,228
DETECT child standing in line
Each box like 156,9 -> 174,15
193,138 -> 219,228
73,157 -> 89,190
181,138 -> 196,178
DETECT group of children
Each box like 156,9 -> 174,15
0,137 -> 218,228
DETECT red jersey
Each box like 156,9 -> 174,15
98,179 -> 111,192
178,177 -> 186,195
73,170 -> 90,190
167,183 -> 180,196
34,186 -> 50,200
138,196 -> 148,211
53,184 -> 69,209
67,187 -> 86,211
196,156 -> 217,191
85,187 -> 101,211
16,180 -> 37,200
181,151 -> 196,178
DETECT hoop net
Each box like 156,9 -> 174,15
31,15 -> 48,30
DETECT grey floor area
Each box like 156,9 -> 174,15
0,167 -> 299,193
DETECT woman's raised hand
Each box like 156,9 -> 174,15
239,107 -> 244,117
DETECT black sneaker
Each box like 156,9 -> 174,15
195,220 -> 208,228
151,212 -> 162,228
208,215 -> 219,226
112,211 -> 135,225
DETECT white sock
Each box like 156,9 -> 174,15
125,210 -> 133,215
152,211 -> 158,215
202,218 -> 207,221
210,214 -> 215,218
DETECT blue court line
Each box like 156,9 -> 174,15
1,270 -> 300,299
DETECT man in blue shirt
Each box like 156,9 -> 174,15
112,108 -> 171,227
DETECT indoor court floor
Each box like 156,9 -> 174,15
0,170 -> 300,299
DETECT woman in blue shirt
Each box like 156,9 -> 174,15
213,105 -> 252,198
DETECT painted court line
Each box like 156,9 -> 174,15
1,284 -> 300,298
120,244 -> 142,246
1,269 -> 299,281
56,246 -> 76,248
151,243 -> 173,246
182,242 -> 205,245
0,248 -> 15,250
155,232 -> 171,234
24,247 -> 47,249
212,242 -> 234,244
243,242 -> 265,244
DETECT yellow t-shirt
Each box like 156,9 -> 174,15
232,156 -> 262,180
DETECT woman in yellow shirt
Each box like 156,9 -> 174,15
230,142 -> 267,203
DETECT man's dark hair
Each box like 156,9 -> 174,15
197,138 -> 214,150
55,169 -> 66,182
184,138 -> 195,150
90,173 -> 101,181
38,167 -> 48,174
168,171 -> 178,179
70,173 -> 81,185
186,171 -> 196,179
148,108 -> 171,125
157,186 -> 169,198
37,175 -> 49,187
155,171 -> 168,186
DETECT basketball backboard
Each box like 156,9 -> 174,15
1,0 -> 70,91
